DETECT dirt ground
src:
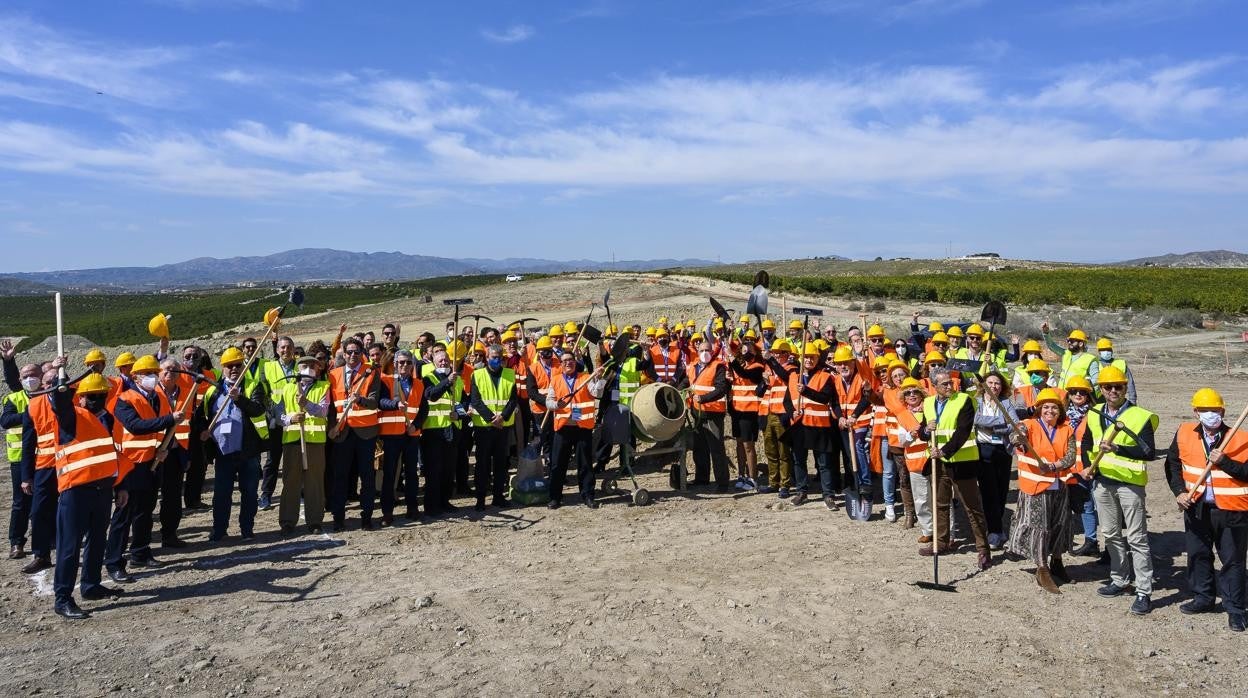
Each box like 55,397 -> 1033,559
2,273 -> 1247,696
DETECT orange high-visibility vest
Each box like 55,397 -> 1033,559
53,407 -> 120,493
833,372 -> 867,426
1014,418 -> 1075,495
898,406 -> 928,473
729,359 -> 765,414
687,360 -> 727,414
328,366 -> 379,430
114,388 -> 173,465
650,344 -> 684,383
788,370 -> 832,428
1178,423 -> 1248,510
379,374 -> 425,436
1066,419 -> 1088,484
28,394 -> 59,471
529,359 -> 556,415
551,373 -> 596,430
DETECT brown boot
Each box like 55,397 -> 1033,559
1049,555 -> 1071,584
1035,567 -> 1061,594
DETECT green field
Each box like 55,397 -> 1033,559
0,274 -> 544,351
687,268 -> 1248,314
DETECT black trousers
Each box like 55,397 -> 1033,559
329,432 -> 376,523
420,429 -> 454,514
159,447 -> 187,539
183,434 -> 208,507
455,427 -> 474,495
380,435 -> 420,517
30,467 -> 58,558
473,427 -> 510,502
260,430 -> 284,499
1185,504 -> 1248,614
550,426 -> 594,503
106,462 -> 156,571
54,479 -> 112,603
691,412 -> 731,485
976,442 -> 1012,536
8,461 -> 31,547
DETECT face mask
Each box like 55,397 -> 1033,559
299,367 -> 316,378
435,366 -> 451,377
1030,373 -> 1045,387
658,339 -> 669,347
21,376 -> 39,392
1099,351 -> 1113,361
139,374 -> 158,391
84,396 -> 106,412
895,345 -> 907,356
473,361 -> 485,370
698,351 -> 712,364
1199,411 -> 1223,429
1024,353 -> 1038,363
487,358 -> 502,371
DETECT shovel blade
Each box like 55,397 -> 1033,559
841,488 -> 859,520
792,306 -> 824,317
746,286 -> 769,316
580,324 -> 603,344
709,296 -> 731,322
914,581 -> 958,592
946,358 -> 983,373
981,300 -> 1007,326
855,496 -> 872,521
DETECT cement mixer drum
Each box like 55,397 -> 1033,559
631,383 -> 686,443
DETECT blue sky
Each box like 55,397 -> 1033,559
1,0 -> 1245,271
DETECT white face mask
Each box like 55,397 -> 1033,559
1099,350 -> 1113,361
435,366 -> 451,376
21,376 -> 40,392
1199,411 -> 1223,429
698,351 -> 713,364
299,367 -> 316,378
138,374 -> 158,391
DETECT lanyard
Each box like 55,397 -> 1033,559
1040,421 -> 1057,444
934,398 -> 947,424
563,375 -> 577,393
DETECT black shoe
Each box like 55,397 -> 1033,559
81,586 -> 118,601
443,502 -> 460,512
8,544 -> 24,560
1096,550 -> 1110,566
308,525 -> 323,534
360,518 -> 374,531
1071,539 -> 1099,557
491,497 -> 510,508
1097,582 -> 1131,597
258,495 -> 273,511
332,519 -> 345,533
240,532 -> 255,540
280,524 -> 295,535
54,600 -> 90,620
1130,594 -> 1152,616
20,556 -> 52,574
1180,600 -> 1216,615
402,511 -> 423,522
381,515 -> 394,527
584,499 -> 600,510
792,491 -> 808,506
689,479 -> 711,487
161,536 -> 188,549
129,556 -> 163,569
1230,613 -> 1246,633
108,569 -> 135,584
474,501 -> 486,512
547,500 -> 561,510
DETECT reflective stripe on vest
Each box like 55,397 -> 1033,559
688,360 -> 726,413
618,358 -> 640,407
471,367 -> 516,428
420,364 -> 463,430
552,374 -> 596,430
1177,423 -> 1248,510
3,390 -> 30,462
329,366 -> 378,429
922,393 -> 979,463
1087,403 -> 1157,486
53,408 -> 120,492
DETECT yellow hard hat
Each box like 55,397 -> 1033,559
924,351 -> 946,365
447,339 -> 468,361
1096,338 -> 1113,351
691,332 -> 704,342
657,316 -> 669,325
814,339 -> 830,352
1022,339 -> 1043,354
712,319 -> 725,329
220,347 -> 245,366
965,323 -> 984,337
506,323 -> 521,332
1191,388 -> 1225,410
739,316 -> 750,326
1067,329 -> 1088,342
900,377 -> 925,393
802,344 -> 822,358
501,331 -> 518,343
563,321 -> 578,334
114,352 -> 136,368
84,348 -> 106,365
606,324 -> 619,336
535,336 -> 553,350
872,356 -> 891,370
75,373 -> 111,395
1033,388 -> 1065,409
148,313 -> 171,340
983,332 -> 996,342
644,327 -> 657,337
946,326 -> 964,338
889,359 -> 908,373
1097,365 -> 1127,385
743,329 -> 757,340
131,355 -> 160,374
1025,358 -> 1051,374
761,318 -> 776,330
770,339 -> 793,353
931,331 -> 949,345
686,320 -> 697,328
263,306 -> 281,326
656,327 -> 670,338
788,320 -> 803,330
866,324 -> 886,339
1064,375 -> 1093,393
832,345 -> 854,363
472,341 -> 486,354
549,325 -> 565,338
927,321 -> 944,332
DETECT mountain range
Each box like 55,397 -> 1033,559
1115,249 -> 1248,268
0,248 -> 716,292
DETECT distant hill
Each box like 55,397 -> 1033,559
4,249 -> 717,291
0,276 -> 57,295
1116,250 -> 1248,268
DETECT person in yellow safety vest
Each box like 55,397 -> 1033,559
1079,364 -> 1159,616
275,355 -> 331,534
1012,338 -> 1047,389
1088,337 -> 1137,404
421,347 -> 469,516
1,346 -> 41,559
469,344 -> 519,511
1165,388 -> 1248,632
953,323 -> 1006,385
256,336 -> 299,511
917,367 -> 991,571
1041,324 -> 1096,387
786,319 -> 805,352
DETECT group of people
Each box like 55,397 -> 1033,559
1,305 -> 1244,633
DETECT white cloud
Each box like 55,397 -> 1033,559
728,0 -> 989,22
1063,0 -> 1220,24
1020,58 -> 1235,123
219,121 -> 387,165
481,24 -> 536,44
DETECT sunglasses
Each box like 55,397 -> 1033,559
242,345 -> 257,351
1102,384 -> 1125,391
395,359 -> 411,365
869,337 -> 884,343
344,349 -> 362,355
382,331 -> 393,336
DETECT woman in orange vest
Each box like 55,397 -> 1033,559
1006,389 -> 1076,594
893,378 -> 930,535
1164,388 -> 1248,631
679,340 -> 733,491
726,335 -> 766,492
881,361 -> 916,525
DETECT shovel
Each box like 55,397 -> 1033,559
915,433 -> 957,592
843,429 -> 869,521
746,270 -> 770,333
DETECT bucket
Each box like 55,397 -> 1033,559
631,383 -> 686,443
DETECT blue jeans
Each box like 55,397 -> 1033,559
791,447 -> 833,497
879,439 -> 896,505
852,429 -> 872,491
1073,478 -> 1098,541
213,452 -> 260,538
54,479 -> 112,602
